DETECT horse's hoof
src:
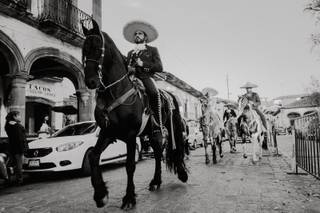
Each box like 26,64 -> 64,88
121,194 -> 136,210
95,196 -> 108,208
243,154 -> 247,159
178,170 -> 188,183
205,158 -> 210,164
220,154 -> 224,158
93,187 -> 109,208
149,179 -> 162,191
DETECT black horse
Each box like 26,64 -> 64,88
81,20 -> 188,209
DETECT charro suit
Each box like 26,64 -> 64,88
127,45 -> 163,79
127,45 -> 163,123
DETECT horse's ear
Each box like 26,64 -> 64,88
82,21 -> 89,36
92,19 -> 101,34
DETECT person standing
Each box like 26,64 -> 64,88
123,20 -> 163,127
38,115 -> 51,138
4,111 -> 27,185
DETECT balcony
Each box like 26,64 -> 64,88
0,0 -> 29,16
35,0 -> 91,47
0,0 -> 91,47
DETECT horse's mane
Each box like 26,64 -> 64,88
101,32 -> 127,67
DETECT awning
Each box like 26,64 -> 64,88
52,105 -> 77,115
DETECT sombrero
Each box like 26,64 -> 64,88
123,20 -> 158,43
202,87 -> 218,97
240,82 -> 258,89
224,103 -> 237,109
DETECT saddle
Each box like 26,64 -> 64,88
131,77 -> 174,136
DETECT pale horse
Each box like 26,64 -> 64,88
238,96 -> 263,162
200,98 -> 224,164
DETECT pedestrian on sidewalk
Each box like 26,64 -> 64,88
4,111 -> 28,185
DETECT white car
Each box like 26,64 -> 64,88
23,121 -> 141,175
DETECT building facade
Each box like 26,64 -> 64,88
155,72 -> 202,121
0,0 -> 101,137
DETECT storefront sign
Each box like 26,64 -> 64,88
26,80 -> 57,102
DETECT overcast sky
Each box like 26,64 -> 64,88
100,0 -> 320,101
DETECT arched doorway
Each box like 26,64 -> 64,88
0,31 -> 25,137
287,112 -> 301,126
25,48 -> 93,136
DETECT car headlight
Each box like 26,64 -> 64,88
56,141 -> 84,152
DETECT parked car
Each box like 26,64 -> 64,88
23,121 -> 141,175
186,120 -> 203,149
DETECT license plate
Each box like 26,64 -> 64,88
28,160 -> 40,167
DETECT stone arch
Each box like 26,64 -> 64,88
287,112 -> 301,119
0,30 -> 25,74
24,47 -> 85,90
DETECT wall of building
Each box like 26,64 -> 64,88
275,107 -> 319,128
156,80 -> 201,120
0,16 -> 82,64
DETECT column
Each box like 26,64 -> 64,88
92,0 -> 102,27
76,88 -> 94,122
7,72 -> 29,126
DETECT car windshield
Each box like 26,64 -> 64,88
52,122 -> 97,137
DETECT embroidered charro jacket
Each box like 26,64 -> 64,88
127,45 -> 163,79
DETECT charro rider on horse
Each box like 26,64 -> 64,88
238,82 -> 267,132
123,20 -> 163,129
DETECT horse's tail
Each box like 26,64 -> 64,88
165,92 -> 188,183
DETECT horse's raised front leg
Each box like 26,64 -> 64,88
90,128 -> 111,208
149,132 -> 162,191
121,137 -> 137,210
252,134 -> 259,162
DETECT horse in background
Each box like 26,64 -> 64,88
200,98 -> 224,164
81,20 -> 188,209
238,96 -> 263,162
225,116 -> 238,153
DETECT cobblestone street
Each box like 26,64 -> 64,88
1,136 -> 320,213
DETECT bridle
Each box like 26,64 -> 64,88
83,31 -> 128,91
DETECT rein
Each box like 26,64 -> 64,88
83,31 -> 129,91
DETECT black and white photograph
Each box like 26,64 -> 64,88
0,0 -> 320,212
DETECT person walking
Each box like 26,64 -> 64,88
4,111 -> 27,185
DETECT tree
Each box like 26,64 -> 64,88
310,92 -> 320,106
306,75 -> 320,93
306,1 -> 320,47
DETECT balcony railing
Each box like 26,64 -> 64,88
36,0 -> 91,38
0,0 -> 29,14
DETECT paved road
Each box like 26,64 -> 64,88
1,138 -> 320,213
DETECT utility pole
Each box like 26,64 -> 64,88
226,74 -> 230,100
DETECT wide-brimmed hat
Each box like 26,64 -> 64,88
202,87 -> 218,97
123,20 -> 158,43
224,103 -> 237,109
240,82 -> 258,89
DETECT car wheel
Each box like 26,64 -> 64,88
82,149 -> 92,176
135,146 -> 140,163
